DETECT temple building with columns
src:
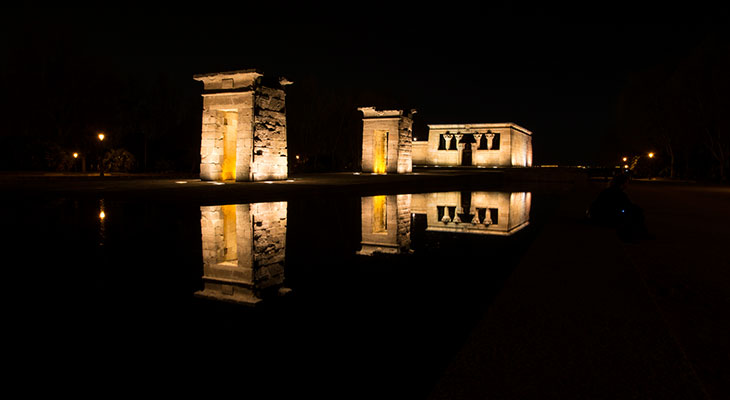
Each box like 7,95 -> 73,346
412,123 -> 532,168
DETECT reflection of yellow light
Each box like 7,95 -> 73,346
372,195 -> 387,234
98,133 -> 105,141
622,157 -> 627,162
73,152 -> 78,158
99,211 -> 106,220
648,152 -> 654,158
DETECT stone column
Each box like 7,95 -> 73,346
485,133 -> 495,150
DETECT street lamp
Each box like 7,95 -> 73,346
622,156 -> 628,162
73,152 -> 78,159
98,133 -> 105,177
648,152 -> 655,158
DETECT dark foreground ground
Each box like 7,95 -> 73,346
430,179 -> 729,399
2,170 -> 727,398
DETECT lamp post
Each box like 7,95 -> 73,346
98,133 -> 105,177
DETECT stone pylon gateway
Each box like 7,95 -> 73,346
358,107 -> 416,174
194,69 -> 292,181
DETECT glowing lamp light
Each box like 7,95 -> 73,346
295,155 -> 300,160
73,152 -> 78,158
624,164 -> 629,169
622,157 -> 627,162
99,211 -> 106,220
648,152 -> 655,158
98,133 -> 105,141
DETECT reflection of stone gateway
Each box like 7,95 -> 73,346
197,201 -> 288,305
357,192 -> 531,255
194,70 -> 293,181
358,195 -> 412,255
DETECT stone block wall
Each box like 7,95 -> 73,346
397,115 -> 414,174
359,107 -> 415,174
509,126 -> 533,167
195,70 -> 291,181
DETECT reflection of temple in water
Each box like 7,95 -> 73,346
357,195 -> 412,255
197,202 -> 287,305
358,192 -> 531,255
413,191 -> 531,236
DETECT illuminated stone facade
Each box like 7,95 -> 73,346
359,107 -> 416,174
194,69 -> 292,181
197,201 -> 288,305
412,123 -> 532,167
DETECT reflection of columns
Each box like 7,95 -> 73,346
485,133 -> 495,150
441,207 -> 451,223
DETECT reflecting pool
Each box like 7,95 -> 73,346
6,189 -> 541,397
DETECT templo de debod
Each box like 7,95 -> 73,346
359,107 -> 416,174
413,123 -> 533,167
194,69 -> 292,181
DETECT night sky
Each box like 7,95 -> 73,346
1,9 -> 727,171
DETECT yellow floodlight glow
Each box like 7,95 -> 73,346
622,157 -> 627,162
73,152 -> 78,158
99,210 -> 106,220
98,133 -> 105,141
624,164 -> 629,169
648,152 -> 654,158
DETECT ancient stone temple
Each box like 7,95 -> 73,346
358,194 -> 412,255
194,69 -> 292,181
412,123 -> 532,167
358,107 -> 416,174
197,201 -> 288,305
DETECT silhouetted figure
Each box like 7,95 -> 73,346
587,174 -> 652,242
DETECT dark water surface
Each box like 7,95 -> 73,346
5,188 -> 558,396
